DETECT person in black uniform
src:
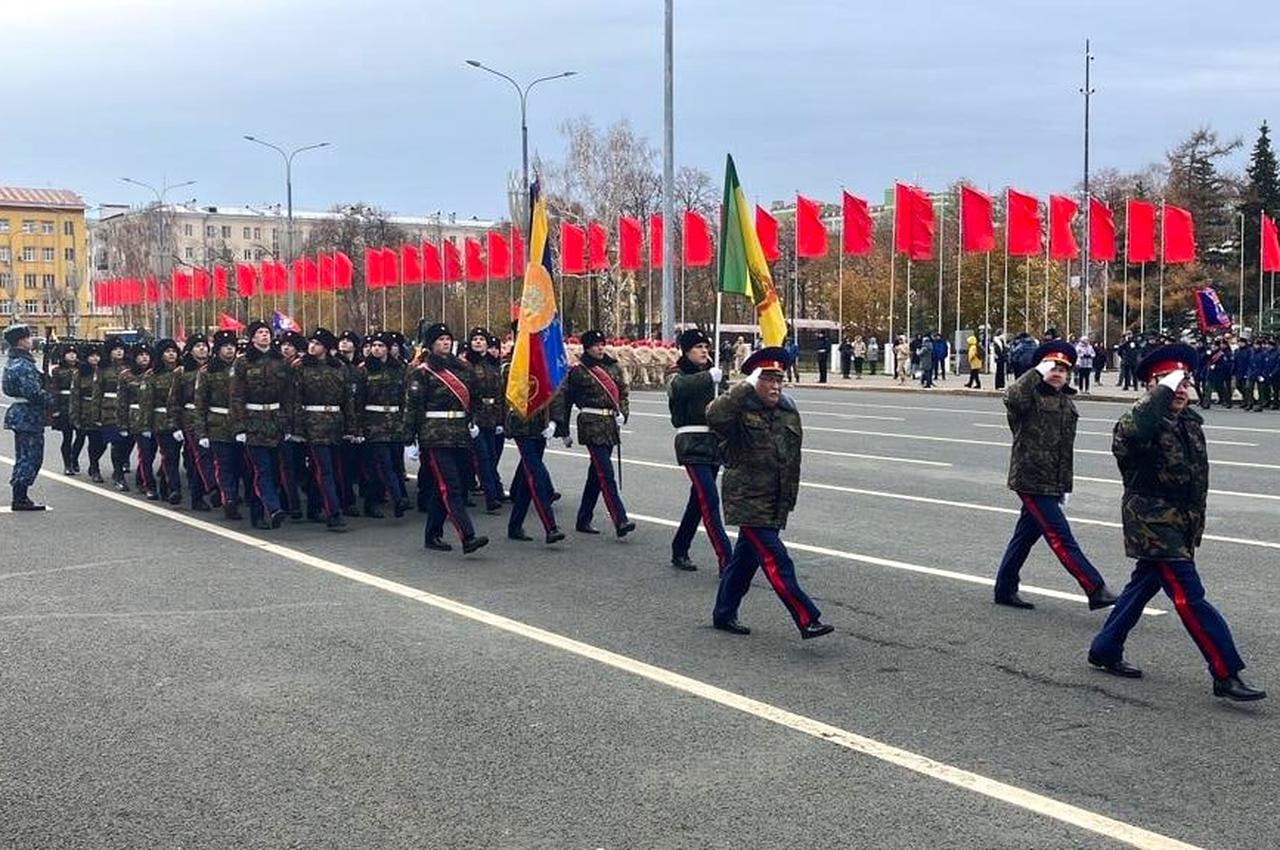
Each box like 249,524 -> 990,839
667,328 -> 732,573
463,326 -> 505,513
564,329 -> 635,538
49,342 -> 79,474
813,332 -> 830,383
275,330 -> 308,518
335,330 -> 365,515
355,331 -> 410,518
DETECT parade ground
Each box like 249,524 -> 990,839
2,385 -> 1277,849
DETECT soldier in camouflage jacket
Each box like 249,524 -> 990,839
354,332 -> 409,517
708,347 -> 830,640
228,321 -> 291,529
195,330 -> 244,519
1090,345 -> 1265,700
291,328 -> 356,530
464,327 -> 505,511
178,336 -> 218,510
994,340 -> 1115,611
118,344 -> 159,497
49,344 -> 78,473
70,343 -> 107,482
564,330 -> 634,537
146,339 -> 185,504
97,338 -> 132,490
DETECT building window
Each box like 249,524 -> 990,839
42,274 -> 55,289
64,220 -> 74,236
42,247 -> 55,263
183,223 -> 193,237
252,227 -> 260,240
206,225 -> 216,238
40,221 -> 54,235
22,220 -> 36,233
0,247 -> 8,262
243,249 -> 252,260
64,247 -> 75,262
242,226 -> 251,239
41,300 -> 50,314
222,226 -> 231,238
0,301 -> 11,316
0,272 -> 11,288
24,299 -> 37,314
255,249 -> 264,260
272,228 -> 279,240
0,219 -> 9,233
184,247 -> 194,260
22,247 -> 35,262
23,273 -> 36,288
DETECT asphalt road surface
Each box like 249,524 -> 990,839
2,384 -> 1276,849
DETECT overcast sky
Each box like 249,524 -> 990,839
7,0 -> 1278,219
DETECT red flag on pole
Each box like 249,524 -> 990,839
319,254 -> 336,290
587,222 -> 609,271
511,227 -> 525,272
289,259 -> 306,293
192,267 -> 211,299
618,216 -> 643,270
335,252 -> 354,290
487,231 -> 511,278
172,269 -> 192,301
1162,204 -> 1196,263
1006,189 -> 1042,257
364,247 -> 383,289
1263,213 -> 1280,272
213,266 -> 229,298
560,222 -> 586,274
218,312 -> 246,332
682,209 -> 713,267
960,185 -> 995,253
894,183 -> 934,260
422,242 -> 443,284
443,240 -> 462,281
1048,195 -> 1080,260
841,191 -> 873,256
235,263 -> 257,297
464,238 -> 486,282
1089,198 -> 1116,261
401,244 -> 423,284
1126,200 -> 1157,263
649,214 -> 663,267
755,206 -> 780,262
380,247 -> 400,287
303,256 -> 319,292
795,194 -> 828,257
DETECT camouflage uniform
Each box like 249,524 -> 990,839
564,351 -> 631,532
194,354 -> 242,514
117,357 -> 159,496
405,352 -> 480,545
667,355 -> 731,571
354,353 -> 409,515
146,357 -> 184,503
3,345 -> 50,503
178,353 -> 218,508
229,344 -> 292,526
96,348 -> 131,487
464,349 -> 505,510
292,353 -> 357,524
50,361 -> 77,472
71,359 -> 106,480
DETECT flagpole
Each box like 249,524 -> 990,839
1139,262 -> 1146,331
792,193 -> 799,348
905,259 -> 913,343
400,262 -> 406,335
984,252 -> 991,368
1101,262 -> 1109,357
954,186 -> 962,343
485,258 -> 491,333
888,184 -> 898,364
1002,188 -> 1010,337
1044,201 -> 1051,332
936,196 -> 944,336
1064,258 -> 1071,337
838,189 -> 845,343
1158,199 -> 1166,331
1023,255 -> 1030,333
420,245 -> 427,329
1260,213 -> 1266,329
1238,212 -> 1245,327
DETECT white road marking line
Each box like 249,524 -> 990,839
629,400 -> 905,422
0,557 -> 134,581
1074,475 -> 1280,504
0,457 -> 1196,850
970,422 -> 1258,447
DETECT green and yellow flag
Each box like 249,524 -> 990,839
718,154 -> 786,346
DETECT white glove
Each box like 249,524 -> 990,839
141,430 -> 152,438
495,425 -> 503,435
614,412 -> 625,427
708,366 -> 723,383
119,429 -> 129,437
745,368 -> 761,387
468,424 -> 480,439
561,435 -> 573,448
1059,492 -> 1071,509
234,433 -> 247,443
540,422 -> 557,440
286,433 -> 305,443
173,430 -> 184,443
1034,360 -> 1056,378
1158,369 -> 1187,391
198,437 -> 210,449
353,436 -> 365,444
405,444 -> 420,462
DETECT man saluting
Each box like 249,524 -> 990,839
707,346 -> 833,640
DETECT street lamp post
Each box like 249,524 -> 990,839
242,136 -> 331,320
465,60 -> 576,262
120,176 -> 196,338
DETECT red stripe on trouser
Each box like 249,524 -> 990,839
211,452 -> 232,503
589,449 -> 622,526
136,444 -> 154,490
1020,494 -> 1097,592
686,465 -> 728,566
1157,561 -> 1231,679
308,447 -> 337,518
184,432 -> 214,491
743,527 -> 812,628
520,446 -> 553,531
428,449 -> 465,539
244,451 -> 269,510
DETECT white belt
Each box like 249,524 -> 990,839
579,407 -> 616,416
425,410 -> 466,419
59,389 -> 71,395
675,425 -> 710,435
365,404 -> 400,413
244,402 -> 279,411
209,406 -> 229,415
303,405 -> 340,413
7,398 -> 25,404
129,403 -> 140,409
480,397 -> 497,404
102,392 -> 118,398
154,406 -> 167,413
183,403 -> 196,410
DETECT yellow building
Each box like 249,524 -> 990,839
0,186 -> 105,340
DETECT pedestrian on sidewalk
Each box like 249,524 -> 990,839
838,337 -> 853,379
866,336 -> 879,375
918,334 -> 935,388
1074,336 -> 1095,393
894,336 -> 911,385
965,334 -> 983,388
852,335 -> 866,379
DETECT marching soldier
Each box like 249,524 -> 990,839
70,342 -> 107,483
119,343 -> 159,499
3,324 -> 50,510
667,328 -> 731,573
335,329 -> 365,514
194,330 -> 243,520
994,340 -> 1117,611
275,330 -> 308,518
405,322 -> 488,554
229,320 -> 292,530
505,382 -> 568,546
146,339 -> 185,505
707,347 -> 833,639
354,331 -> 410,518
464,326 -> 505,513
50,342 -> 79,474
564,329 -> 635,538
98,337 -> 132,491
179,335 -> 218,510
1089,344 -> 1266,701
293,327 -> 359,531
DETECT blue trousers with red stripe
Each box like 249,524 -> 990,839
306,444 -> 342,520
509,437 -> 559,534
713,526 -> 821,631
1091,558 -> 1245,679
576,443 -> 628,530
134,433 -> 157,493
210,441 -> 243,508
672,463 -> 732,572
243,445 -> 282,523
473,426 -> 503,508
364,441 -> 407,504
995,492 -> 1105,599
424,446 -> 476,542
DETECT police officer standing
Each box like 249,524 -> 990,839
3,324 -> 50,510
994,340 -> 1117,611
667,328 -> 731,573
707,347 -> 833,639
1089,344 -> 1266,701
564,329 -> 635,538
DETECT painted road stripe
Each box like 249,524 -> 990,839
0,456 -> 1196,850
970,422 -> 1257,447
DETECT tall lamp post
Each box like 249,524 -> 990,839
120,176 -> 196,338
242,136 -> 330,319
464,60 -> 576,262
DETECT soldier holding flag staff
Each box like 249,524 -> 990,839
564,329 -> 635,539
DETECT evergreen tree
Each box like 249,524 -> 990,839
1241,121 -> 1280,272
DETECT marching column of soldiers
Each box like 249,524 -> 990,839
2,318 -> 1268,702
